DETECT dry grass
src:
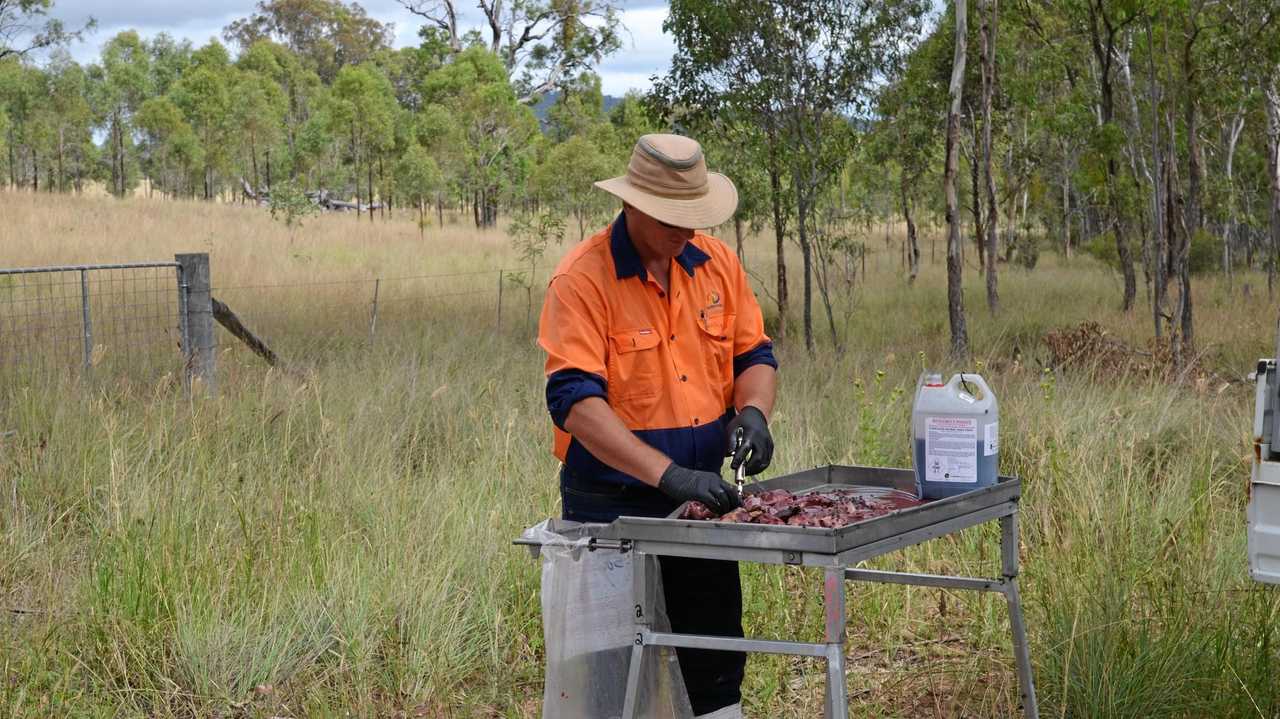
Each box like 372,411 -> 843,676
1,188 -> 1278,718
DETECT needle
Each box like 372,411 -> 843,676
733,427 -> 747,492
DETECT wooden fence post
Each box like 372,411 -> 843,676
176,253 -> 216,393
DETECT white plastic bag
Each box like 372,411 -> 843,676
522,520 -> 693,719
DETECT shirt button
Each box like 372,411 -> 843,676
670,334 -> 676,341
658,291 -> 666,298
694,418 -> 700,425
680,375 -> 687,382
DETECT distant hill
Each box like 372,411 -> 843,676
532,91 -> 625,128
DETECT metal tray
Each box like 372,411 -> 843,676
600,465 -> 1021,559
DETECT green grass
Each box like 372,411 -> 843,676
2,224 -> 1278,717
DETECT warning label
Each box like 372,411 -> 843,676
925,416 -> 978,483
984,421 -> 999,456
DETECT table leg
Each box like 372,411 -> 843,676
823,566 -> 848,718
621,551 -> 653,719
1001,514 -> 1039,719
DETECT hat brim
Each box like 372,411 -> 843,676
593,172 -> 738,230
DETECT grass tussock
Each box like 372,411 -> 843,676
1,189 -> 1278,717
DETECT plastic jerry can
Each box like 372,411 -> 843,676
912,372 -> 999,499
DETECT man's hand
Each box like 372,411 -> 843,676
726,405 -> 773,476
659,463 -> 743,513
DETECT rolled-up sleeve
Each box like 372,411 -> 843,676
729,257 -> 778,377
538,273 -> 609,430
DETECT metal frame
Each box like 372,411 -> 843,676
610,466 -> 1039,719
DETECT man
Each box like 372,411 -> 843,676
537,134 -> 778,718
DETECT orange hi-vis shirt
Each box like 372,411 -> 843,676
538,211 -> 777,488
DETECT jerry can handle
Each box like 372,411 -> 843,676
948,373 -> 995,410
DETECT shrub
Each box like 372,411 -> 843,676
1082,231 -> 1118,269
1188,229 -> 1222,275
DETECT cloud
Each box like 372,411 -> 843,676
42,0 -> 673,94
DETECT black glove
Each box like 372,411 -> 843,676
658,463 -> 742,514
726,405 -> 773,476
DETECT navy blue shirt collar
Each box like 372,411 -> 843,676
610,211 -> 711,281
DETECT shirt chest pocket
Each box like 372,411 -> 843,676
607,329 -> 664,400
696,310 -> 736,380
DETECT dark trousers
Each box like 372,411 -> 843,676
561,468 -> 746,715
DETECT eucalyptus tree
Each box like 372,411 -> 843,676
977,0 -> 999,313
396,0 -> 622,103
871,22 -> 951,285
0,0 -> 94,61
418,45 -> 537,227
223,0 -> 393,83
231,67 -> 287,193
89,31 -> 152,197
395,140 -> 443,235
661,0 -> 929,351
327,62 -> 398,220
238,39 -> 323,176
944,0 -> 970,359
0,57 -> 37,187
136,94 -> 200,197
171,41 -> 235,199
532,130 -> 619,241
46,51 -> 94,192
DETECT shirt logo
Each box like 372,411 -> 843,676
707,290 -> 721,307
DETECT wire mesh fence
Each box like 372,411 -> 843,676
0,262 -> 185,384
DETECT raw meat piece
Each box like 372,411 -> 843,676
683,501 -> 717,520
680,488 -> 924,528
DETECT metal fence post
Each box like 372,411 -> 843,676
79,269 -> 93,371
175,253 -> 216,393
368,278 -> 381,347
496,269 -> 504,331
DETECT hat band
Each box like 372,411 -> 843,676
624,173 -> 710,200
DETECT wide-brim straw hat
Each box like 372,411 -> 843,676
594,134 -> 738,230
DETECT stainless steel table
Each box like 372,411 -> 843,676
597,465 -> 1038,719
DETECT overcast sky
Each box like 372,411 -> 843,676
43,0 -> 674,96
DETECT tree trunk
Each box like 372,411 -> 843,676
57,126 -> 65,192
437,196 -> 444,227
265,147 -> 272,191
945,0 -> 970,360
734,215 -> 745,262
768,157 -> 789,343
967,118 -> 985,272
250,135 -> 259,196
379,155 -> 386,219
980,0 -> 999,314
794,176 -> 814,354
901,176 -> 920,284
6,126 -> 14,188
1062,170 -> 1073,258
1146,20 -> 1166,336
1088,2 -> 1136,311
368,159 -> 375,223
1224,107 -> 1245,288
1265,75 -> 1280,299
